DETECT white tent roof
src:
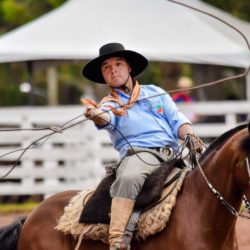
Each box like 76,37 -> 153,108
0,0 -> 249,67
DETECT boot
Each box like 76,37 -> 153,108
109,197 -> 135,250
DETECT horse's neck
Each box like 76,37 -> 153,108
185,147 -> 243,229
160,129 -> 248,249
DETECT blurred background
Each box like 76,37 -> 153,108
0,0 -> 249,106
0,2 -> 249,241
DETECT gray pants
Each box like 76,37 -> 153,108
110,150 -> 163,200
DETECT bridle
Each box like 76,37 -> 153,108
194,149 -> 250,219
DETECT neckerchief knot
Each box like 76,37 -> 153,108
81,81 -> 141,116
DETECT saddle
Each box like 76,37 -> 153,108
79,158 -> 185,224
55,162 -> 190,244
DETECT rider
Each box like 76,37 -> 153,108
82,42 -> 202,250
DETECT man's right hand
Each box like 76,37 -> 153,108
84,107 -> 111,126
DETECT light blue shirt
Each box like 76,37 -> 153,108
98,84 -> 191,158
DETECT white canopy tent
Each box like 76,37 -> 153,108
0,0 -> 249,68
0,0 -> 249,103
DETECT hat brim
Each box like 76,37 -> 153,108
82,50 -> 148,84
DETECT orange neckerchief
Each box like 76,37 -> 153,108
81,81 -> 141,116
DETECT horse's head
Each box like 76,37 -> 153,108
199,122 -> 250,216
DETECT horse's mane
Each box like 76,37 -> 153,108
200,123 -> 248,162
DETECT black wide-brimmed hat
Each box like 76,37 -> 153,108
82,43 -> 148,84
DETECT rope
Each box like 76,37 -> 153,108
0,0 -> 249,179
74,231 -> 84,250
0,115 -> 86,179
166,0 -> 250,95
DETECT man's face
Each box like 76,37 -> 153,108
101,57 -> 131,87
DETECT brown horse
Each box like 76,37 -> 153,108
1,123 -> 250,250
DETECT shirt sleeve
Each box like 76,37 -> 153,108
95,102 -> 116,131
163,93 -> 191,138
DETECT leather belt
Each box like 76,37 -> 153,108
149,146 -> 174,156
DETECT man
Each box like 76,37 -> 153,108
82,42 -> 201,250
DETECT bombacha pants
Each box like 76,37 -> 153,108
110,147 -> 172,200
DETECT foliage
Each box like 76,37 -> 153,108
0,63 -> 29,106
0,0 -> 67,106
0,1 -> 249,105
137,62 -> 162,85
0,0 -> 66,34
202,0 -> 250,21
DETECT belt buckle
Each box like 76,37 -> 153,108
160,147 -> 172,156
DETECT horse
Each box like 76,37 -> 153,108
1,122 -> 250,250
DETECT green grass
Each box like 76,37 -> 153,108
0,201 -> 38,214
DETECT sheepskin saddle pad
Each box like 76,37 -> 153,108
55,165 -> 190,243
79,159 -> 185,225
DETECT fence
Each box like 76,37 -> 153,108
0,106 -> 118,197
0,101 -> 249,197
178,101 -> 250,138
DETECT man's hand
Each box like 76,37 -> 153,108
185,134 -> 204,154
85,107 -> 99,119
84,107 -> 111,126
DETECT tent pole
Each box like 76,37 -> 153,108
26,61 -> 35,105
47,66 -> 58,105
246,71 -> 250,101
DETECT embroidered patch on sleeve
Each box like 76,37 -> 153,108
156,104 -> 163,113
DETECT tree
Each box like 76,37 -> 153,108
0,0 -> 67,106
0,1 -> 249,106
202,0 -> 250,21
0,0 -> 66,34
